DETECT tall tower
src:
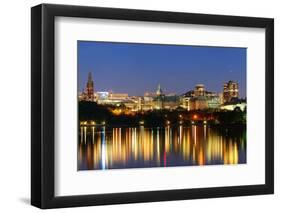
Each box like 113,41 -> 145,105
85,72 -> 94,101
223,80 -> 239,103
155,84 -> 164,110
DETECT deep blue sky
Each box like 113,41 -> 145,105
78,41 -> 246,98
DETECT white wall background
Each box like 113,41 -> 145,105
0,0 -> 279,212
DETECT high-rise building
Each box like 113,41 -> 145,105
223,81 -> 239,103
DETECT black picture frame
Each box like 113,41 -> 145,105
31,3 -> 274,209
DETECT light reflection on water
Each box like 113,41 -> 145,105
78,125 -> 246,170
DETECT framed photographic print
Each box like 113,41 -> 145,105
31,4 -> 274,209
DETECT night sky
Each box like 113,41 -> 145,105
78,41 -> 246,98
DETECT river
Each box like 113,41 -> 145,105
78,125 -> 246,170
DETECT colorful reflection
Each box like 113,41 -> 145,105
78,125 -> 246,170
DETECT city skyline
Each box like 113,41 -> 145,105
78,41 -> 246,98
78,41 -> 247,171
80,73 -> 240,98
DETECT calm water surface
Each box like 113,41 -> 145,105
78,125 -> 246,170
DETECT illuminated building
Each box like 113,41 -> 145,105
182,84 -> 220,110
95,91 -> 109,104
142,93 -> 155,111
223,81 -> 239,103
139,85 -> 180,111
218,93 -> 224,104
96,91 -> 109,100
220,98 -> 246,111
183,84 -> 217,98
156,84 -> 163,96
123,99 -> 140,112
155,84 -> 164,110
189,96 -> 208,110
163,94 -> 180,110
95,91 -> 140,113
180,96 -> 191,110
79,79 -> 243,112
79,72 -> 95,101
194,84 -> 205,96
206,96 -> 221,109
95,91 -> 129,105
108,93 -> 128,101
85,72 -> 94,101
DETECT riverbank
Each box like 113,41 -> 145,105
79,101 -> 246,127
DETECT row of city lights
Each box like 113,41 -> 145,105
80,118 -> 208,126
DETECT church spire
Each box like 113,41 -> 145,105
88,72 -> 92,82
85,71 -> 94,101
156,83 -> 163,96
